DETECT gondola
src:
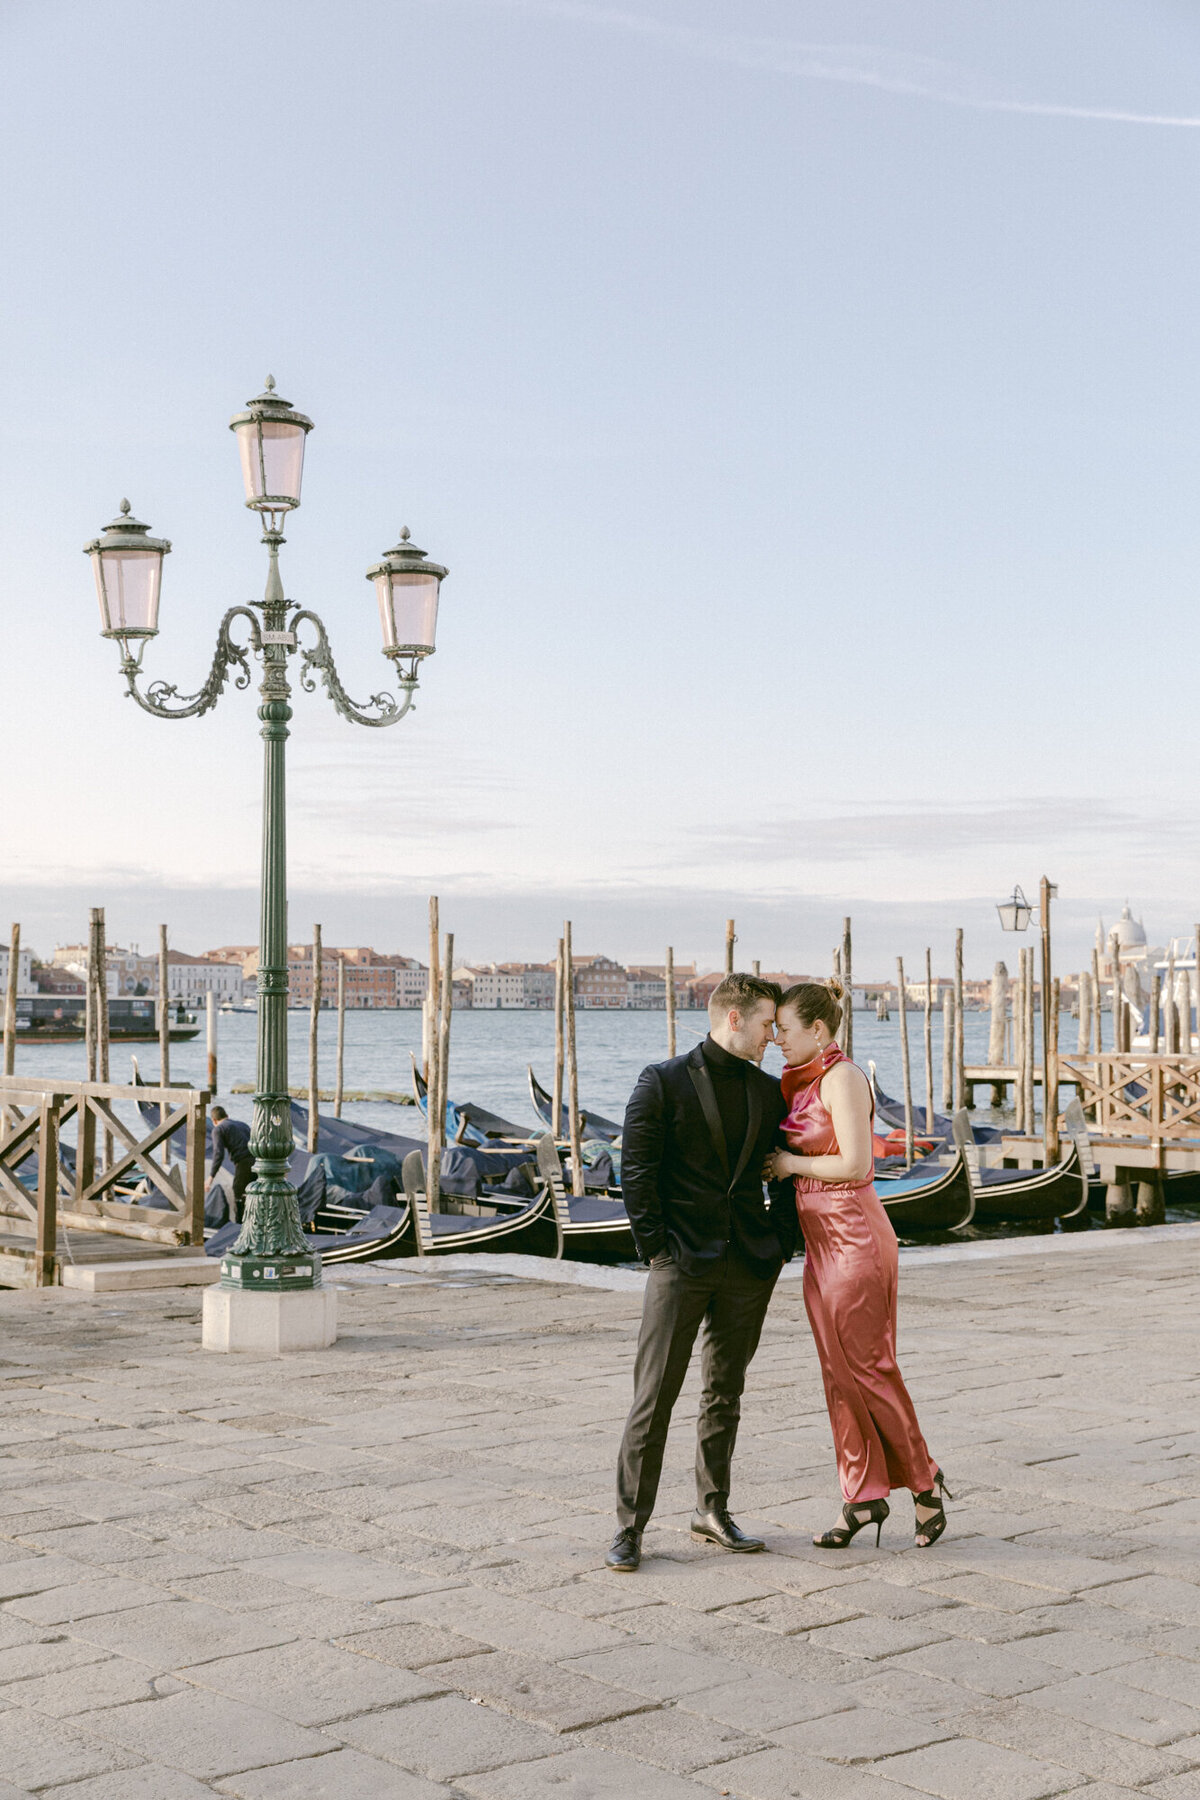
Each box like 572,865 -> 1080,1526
527,1067 -> 622,1142
868,1065 -> 1003,1144
410,1057 -> 533,1145
874,1148 -> 975,1234
400,1150 -> 561,1257
950,1113 -> 1089,1223
533,1133 -> 635,1261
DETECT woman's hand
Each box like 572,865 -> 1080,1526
762,1149 -> 800,1182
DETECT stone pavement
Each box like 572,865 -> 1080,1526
1,1231 -> 1199,1799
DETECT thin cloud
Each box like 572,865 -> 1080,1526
482,1 -> 1200,129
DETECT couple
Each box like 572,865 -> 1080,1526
606,971 -> 949,1573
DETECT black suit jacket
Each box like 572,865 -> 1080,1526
622,1043 -> 797,1277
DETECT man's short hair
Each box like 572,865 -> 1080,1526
708,972 -> 782,1019
210,1105 -> 227,1121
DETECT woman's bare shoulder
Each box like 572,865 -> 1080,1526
820,1060 -> 871,1102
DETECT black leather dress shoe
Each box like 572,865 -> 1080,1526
691,1507 -> 765,1552
605,1526 -> 642,1572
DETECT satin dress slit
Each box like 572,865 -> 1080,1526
784,1046 -> 938,1503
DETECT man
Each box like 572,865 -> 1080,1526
209,1106 -> 255,1222
607,972 -> 796,1572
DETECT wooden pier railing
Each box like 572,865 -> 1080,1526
1057,1054 -> 1200,1151
0,1076 -> 207,1286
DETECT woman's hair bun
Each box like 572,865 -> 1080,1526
825,976 -> 846,1001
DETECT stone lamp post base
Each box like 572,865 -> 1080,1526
202,1283 -> 338,1353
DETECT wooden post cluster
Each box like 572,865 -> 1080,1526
307,924 -> 322,1154
665,945 -> 676,1058
896,955 -> 914,1167
564,919 -> 583,1194
334,956 -> 346,1118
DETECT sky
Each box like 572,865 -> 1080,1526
1,0 -> 1199,976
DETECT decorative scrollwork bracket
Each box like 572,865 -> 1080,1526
293,609 -> 416,727
121,607 -> 260,720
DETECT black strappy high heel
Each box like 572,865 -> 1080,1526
913,1469 -> 952,1547
813,1497 -> 889,1548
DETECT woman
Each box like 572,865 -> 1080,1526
763,980 -> 950,1548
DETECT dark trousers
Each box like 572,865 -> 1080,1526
231,1159 -> 254,1220
616,1248 -> 780,1531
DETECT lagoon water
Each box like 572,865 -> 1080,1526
13,1003 -> 1107,1140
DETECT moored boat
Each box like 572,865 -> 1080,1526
527,1066 -> 622,1142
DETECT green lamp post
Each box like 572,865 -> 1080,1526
87,379 -> 447,1298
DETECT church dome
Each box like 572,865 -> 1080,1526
1113,902 -> 1146,948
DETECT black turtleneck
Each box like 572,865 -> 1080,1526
701,1034 -> 749,1168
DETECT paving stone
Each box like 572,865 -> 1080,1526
877,1735 -> 1087,1797
0,1553 -> 99,1597
715,1591 -> 866,1634
166,1571 -> 312,1612
335,1618 -> 489,1666
584,1555 -> 781,1612
1007,1629 -> 1139,1675
33,1772 -> 216,1799
432,1647 -> 653,1729
177,1637 -> 440,1725
334,1693 -> 558,1779
564,1641 -> 755,1699
954,1698 -> 1197,1786
1140,1774 -> 1200,1798
236,1550 -> 452,1603
391,1581 -> 630,1656
5,1652 -> 173,1715
70,1598 -> 300,1666
804,1614 -> 951,1659
7,1575 -> 168,1624
75,1687 -> 328,1779
0,1636 -> 109,1684
214,1746 -> 454,1797
455,1744 -> 710,1798
891,1637 -> 1064,1697
1114,1654 -> 1200,1709
1026,1671 -> 1200,1745
574,1707 -> 768,1774
678,1670 -> 854,1732
0,1706 -> 139,1788
775,1707 -> 956,1761
691,1743 -> 909,1797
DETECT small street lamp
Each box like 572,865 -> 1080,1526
996,878 -> 1059,1165
996,886 -> 1033,933
88,378 -> 446,1343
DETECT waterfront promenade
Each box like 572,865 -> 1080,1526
1,1233 -> 1199,1798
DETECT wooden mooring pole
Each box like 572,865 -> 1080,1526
564,920 -> 583,1195
1149,965 -> 1160,1054
841,917 -> 853,1058
334,956 -> 346,1119
2,923 -> 17,1135
923,948 -> 934,1134
552,937 -> 565,1139
206,990 -> 218,1096
897,956 -> 914,1167
941,985 -> 955,1111
953,927 -> 965,1112
1092,945 -> 1103,1056
423,897 -> 440,1084
1078,964 -> 1093,1055
1013,951 -> 1026,1134
1023,944 -> 1036,1136
725,918 -> 736,975
1040,878 -> 1058,1163
159,924 -> 171,1168
988,961 -> 1008,1107
665,946 -> 676,1058
307,924 -> 322,1153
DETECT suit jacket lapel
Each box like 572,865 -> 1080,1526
687,1051 -> 730,1180
728,1069 -> 762,1191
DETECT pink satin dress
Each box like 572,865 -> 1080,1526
784,1045 -> 938,1503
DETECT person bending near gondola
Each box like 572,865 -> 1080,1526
209,1106 -> 255,1223
762,980 -> 951,1549
607,973 -> 795,1573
